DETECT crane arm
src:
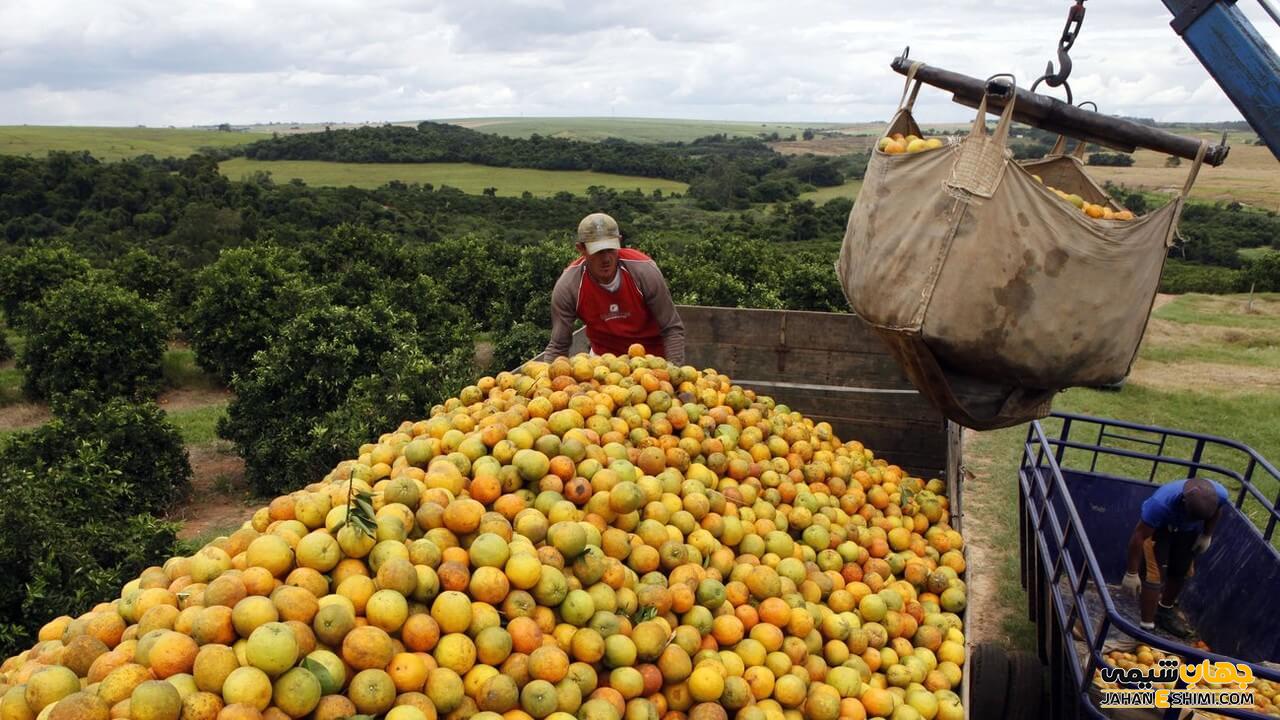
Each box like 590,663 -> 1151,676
1164,0 -> 1280,160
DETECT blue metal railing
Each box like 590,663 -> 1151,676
1020,412 -> 1280,720
1048,412 -> 1280,543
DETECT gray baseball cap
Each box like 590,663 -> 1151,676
577,213 -> 622,255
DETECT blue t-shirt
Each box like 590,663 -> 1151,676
1140,479 -> 1228,532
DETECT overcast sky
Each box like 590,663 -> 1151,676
2,0 -> 1277,127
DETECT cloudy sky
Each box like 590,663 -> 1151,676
2,0 -> 1277,127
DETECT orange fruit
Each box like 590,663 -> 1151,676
348,669 -> 397,716
342,626 -> 395,671
388,653 -> 429,693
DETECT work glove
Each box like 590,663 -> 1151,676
1121,572 -> 1142,597
1192,534 -> 1212,555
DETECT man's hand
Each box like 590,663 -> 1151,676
1192,534 -> 1212,555
1122,572 -> 1142,597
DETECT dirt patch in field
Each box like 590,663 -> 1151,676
1140,295 -> 1279,352
0,402 -> 51,432
474,340 -> 495,370
1144,315 -> 1216,344
157,387 -> 233,412
1,388 -> 231,434
1129,358 -> 1280,393
171,442 -> 254,540
768,135 -> 876,157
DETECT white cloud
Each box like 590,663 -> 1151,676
0,0 -> 1276,125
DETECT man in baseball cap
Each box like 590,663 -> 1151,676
1121,476 -> 1227,638
540,213 -> 685,363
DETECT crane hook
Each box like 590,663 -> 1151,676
1032,0 -> 1086,100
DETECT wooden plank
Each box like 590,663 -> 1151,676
812,423 -> 947,459
943,424 -> 965,529
816,423 -> 946,447
739,383 -> 943,425
677,306 -> 892,355
687,346 -> 914,391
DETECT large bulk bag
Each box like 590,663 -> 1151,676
837,64 -> 1207,429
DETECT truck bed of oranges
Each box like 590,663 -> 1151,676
1095,647 -> 1279,717
0,346 -> 968,720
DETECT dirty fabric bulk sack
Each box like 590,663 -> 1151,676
837,65 -> 1206,430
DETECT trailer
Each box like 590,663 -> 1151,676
1020,413 -> 1280,719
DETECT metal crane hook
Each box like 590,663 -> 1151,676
1032,0 -> 1087,102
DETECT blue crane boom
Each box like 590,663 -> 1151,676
1164,0 -> 1280,159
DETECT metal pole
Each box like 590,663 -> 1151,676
890,56 -> 1231,166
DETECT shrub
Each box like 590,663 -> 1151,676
307,345 -> 475,478
1086,152 -> 1135,167
111,247 -> 184,303
187,245 -> 321,383
40,394 -> 193,513
1242,251 -> 1280,292
778,253 -> 850,313
19,281 -> 170,404
219,301 -> 472,495
0,437 -> 179,655
371,274 -> 474,351
0,245 -> 93,325
1159,260 -> 1244,294
0,332 -> 11,363
491,322 -> 552,370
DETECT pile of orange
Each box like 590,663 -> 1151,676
0,346 -> 967,720
876,133 -> 945,155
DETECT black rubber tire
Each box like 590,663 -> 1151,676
968,642 -> 1010,719
1004,649 -> 1046,718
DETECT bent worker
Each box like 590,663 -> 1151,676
540,212 -> 686,364
1121,477 -> 1227,638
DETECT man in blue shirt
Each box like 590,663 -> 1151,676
1122,477 -> 1228,638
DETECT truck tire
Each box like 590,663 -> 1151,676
968,642 -> 1009,718
1004,649 -> 1045,717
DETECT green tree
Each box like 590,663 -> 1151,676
490,322 -> 552,371
0,245 -> 93,325
187,245 -> 321,383
219,301 -> 467,495
38,394 -> 193,513
0,437 -> 179,655
111,247 -> 184,303
19,281 -> 170,405
1242,251 -> 1280,292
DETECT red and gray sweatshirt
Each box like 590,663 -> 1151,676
540,248 -> 686,364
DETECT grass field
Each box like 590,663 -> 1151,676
218,158 -> 688,196
1239,246 -> 1278,262
965,293 -> 1280,650
168,403 -> 228,445
799,180 -> 863,204
0,126 -> 265,161
1088,144 -> 1280,210
445,117 -> 854,144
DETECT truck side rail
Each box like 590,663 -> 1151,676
1045,412 -> 1280,543
1020,414 -> 1280,720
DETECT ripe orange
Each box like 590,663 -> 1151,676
342,626 -> 395,671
